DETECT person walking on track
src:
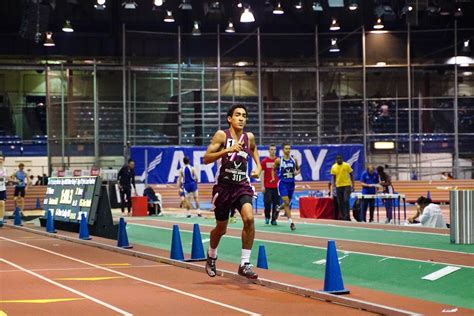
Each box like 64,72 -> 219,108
203,104 -> 262,279
177,156 -> 201,218
273,143 -> 300,230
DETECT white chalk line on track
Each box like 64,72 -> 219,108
0,263 -> 171,274
0,236 -> 261,316
128,222 -> 474,269
0,258 -> 133,316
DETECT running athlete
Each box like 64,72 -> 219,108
273,143 -> 300,231
177,156 -> 201,217
0,156 -> 7,227
11,163 -> 30,215
203,104 -> 262,279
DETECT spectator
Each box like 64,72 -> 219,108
35,175 -> 43,186
330,155 -> 355,221
360,164 -> 379,222
408,196 -> 447,228
377,165 -> 395,223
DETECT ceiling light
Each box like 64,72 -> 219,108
294,1 -> 303,10
43,32 -> 55,47
225,20 -> 235,33
273,2 -> 284,15
348,1 -> 358,11
94,0 -> 106,10
235,61 -> 249,67
237,1 -> 243,8
164,10 -> 175,22
454,6 -> 462,17
240,7 -> 255,23
179,0 -> 192,10
329,38 -> 340,53
329,18 -> 340,31
154,0 -> 164,6
192,21 -> 201,36
312,1 -> 323,11
210,1 -> 221,9
446,56 -> 474,65
462,40 -> 471,54
122,0 -> 137,9
373,17 -> 384,30
62,20 -> 74,32
376,62 -> 387,67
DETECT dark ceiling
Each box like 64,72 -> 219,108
0,0 -> 473,58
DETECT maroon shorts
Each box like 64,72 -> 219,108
211,182 -> 255,221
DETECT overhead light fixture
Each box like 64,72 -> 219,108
179,0 -> 192,10
329,18 -> 340,31
312,1 -> 323,11
454,6 -> 462,17
439,4 -> 451,16
43,32 -> 55,47
374,141 -> 395,150
294,1 -> 303,10
164,10 -> 175,22
237,1 -> 243,8
373,17 -> 384,30
401,4 -> 413,15
122,0 -> 137,9
62,20 -> 74,32
210,1 -> 221,9
192,21 -> 201,36
235,61 -> 249,67
462,40 -> 471,54
273,2 -> 284,15
376,62 -> 387,67
240,7 -> 255,23
225,20 -> 235,33
446,56 -> 474,65
154,0 -> 164,6
329,38 -> 340,53
94,0 -> 106,10
348,1 -> 358,11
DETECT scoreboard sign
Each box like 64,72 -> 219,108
44,176 -> 102,224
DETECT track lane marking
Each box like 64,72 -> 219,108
129,222 -> 474,269
0,258 -> 132,316
0,237 -> 260,316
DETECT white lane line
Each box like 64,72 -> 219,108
421,266 -> 461,281
132,219 -> 471,256
135,217 -> 449,236
0,237 -> 260,316
129,222 -> 474,269
0,264 -> 171,274
0,258 -> 132,316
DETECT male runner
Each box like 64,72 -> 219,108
203,104 -> 262,279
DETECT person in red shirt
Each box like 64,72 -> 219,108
261,144 -> 280,225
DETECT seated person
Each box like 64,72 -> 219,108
408,196 -> 447,228
143,186 -> 162,216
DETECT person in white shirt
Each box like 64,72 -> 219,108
408,196 -> 447,228
0,156 -> 8,227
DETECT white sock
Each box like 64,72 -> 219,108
240,249 -> 252,266
208,247 -> 217,258
288,218 -> 293,224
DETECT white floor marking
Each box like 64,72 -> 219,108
0,258 -> 133,316
0,236 -> 260,316
421,266 -> 461,281
128,222 -> 474,269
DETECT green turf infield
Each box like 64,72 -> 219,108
130,215 -> 474,254
126,221 -> 474,309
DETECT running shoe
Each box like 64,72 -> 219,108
229,217 -> 237,224
238,263 -> 258,279
205,255 -> 217,277
290,222 -> 296,231
265,218 -> 270,224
